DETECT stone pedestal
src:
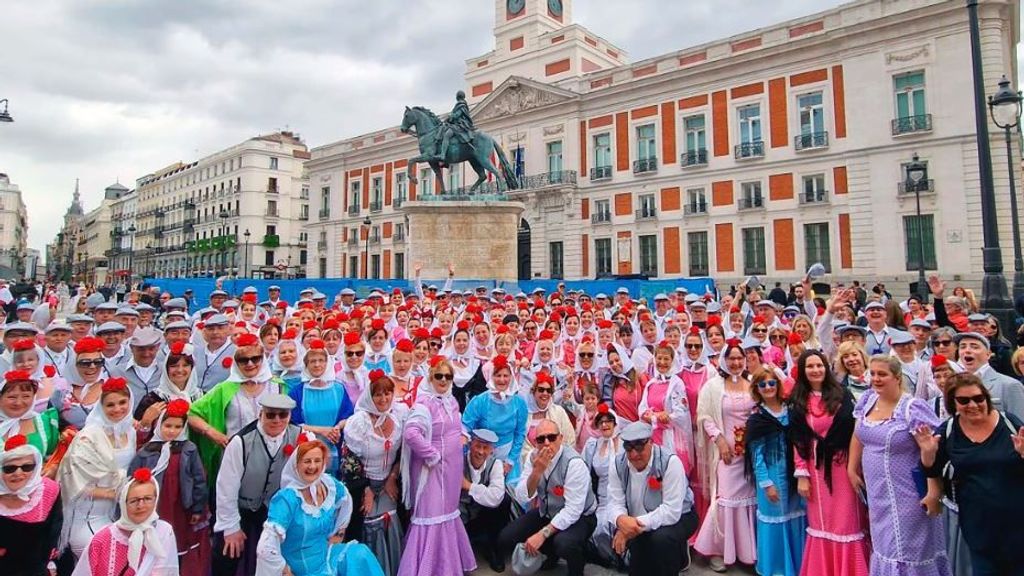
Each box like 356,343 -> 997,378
404,200 -> 524,282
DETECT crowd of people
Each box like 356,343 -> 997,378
1,268 -> 1023,576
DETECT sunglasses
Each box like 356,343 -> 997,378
237,355 -> 263,366
263,410 -> 290,420
685,343 -> 703,350
345,350 -> 365,357
429,341 -> 442,348
769,334 -> 787,341
623,439 -> 650,453
578,352 -> 594,358
534,433 -> 559,445
1,463 -> 35,474
953,394 -> 987,406
758,379 -> 778,389
934,340 -> 953,347
752,328 -> 768,334
76,359 -> 105,368
535,387 -> 553,394
432,373 -> 454,381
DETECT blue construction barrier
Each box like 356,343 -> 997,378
143,277 -> 717,304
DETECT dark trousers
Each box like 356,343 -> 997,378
466,494 -> 512,550
213,507 -> 267,576
497,508 -> 597,576
971,548 -> 1024,576
626,510 -> 698,576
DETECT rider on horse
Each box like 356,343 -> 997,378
435,91 -> 476,162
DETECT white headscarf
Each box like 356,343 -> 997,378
280,431 -> 334,508
355,377 -> 393,428
149,403 -> 190,478
0,440 -> 43,503
486,362 -> 516,403
115,473 -> 167,572
300,350 -> 339,388
83,385 -> 137,441
225,353 -> 274,385
0,375 -> 39,440
270,342 -> 305,380
1,343 -> 46,381
607,343 -> 636,377
156,345 -> 201,402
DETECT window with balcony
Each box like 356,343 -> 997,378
266,200 -> 278,217
801,174 -> 828,204
419,168 -> 433,196
371,254 -> 381,279
395,173 -> 408,206
394,223 -> 406,241
547,140 -> 563,174
898,160 -> 934,194
736,104 -> 764,159
637,193 -> 657,220
592,133 -> 612,180
904,214 -> 937,270
796,92 -> 828,149
893,71 -> 930,135
639,234 -> 658,277
371,177 -> 383,212
742,227 -> 766,275
267,177 -> 278,193
349,181 -> 361,215
592,199 -> 611,224
688,231 -> 709,276
682,115 -> 707,166
448,169 -> 460,192
319,257 -> 327,278
549,241 -> 564,279
634,124 -> 657,173
685,188 -> 707,215
300,204 -> 309,220
395,252 -> 405,279
265,249 -> 275,267
320,187 -> 331,219
270,157 -> 279,170
595,238 -> 612,276
739,181 -> 764,210
804,222 -> 832,272
349,256 -> 358,278
301,185 -> 309,200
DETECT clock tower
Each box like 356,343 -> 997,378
464,0 -> 627,103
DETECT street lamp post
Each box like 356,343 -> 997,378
906,154 -> 929,304
127,224 -> 136,288
988,74 -> 1024,301
243,229 -> 251,279
362,216 -> 372,279
0,99 -> 13,123
218,209 -> 229,276
145,243 -> 152,277
966,0 -> 1014,329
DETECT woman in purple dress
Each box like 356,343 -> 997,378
398,356 -> 476,576
848,355 -> 949,576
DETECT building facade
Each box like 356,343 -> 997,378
108,189 -> 137,282
306,0 -> 1021,291
0,173 -> 28,280
76,182 -> 130,286
48,179 -> 85,283
134,131 -> 311,279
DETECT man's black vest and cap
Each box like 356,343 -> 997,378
606,421 -> 699,576
461,429 -> 511,572
213,393 -> 301,575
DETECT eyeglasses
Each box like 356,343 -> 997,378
953,394 -> 987,406
345,350 -> 365,358
428,341 -> 442,348
534,433 -> 559,445
623,439 -> 650,453
76,359 -> 104,368
1,463 -> 35,474
263,410 -> 290,420
578,352 -> 594,358
127,496 -> 157,507
685,343 -> 703,350
432,373 -> 454,381
769,334 -> 787,342
758,379 -> 778,389
535,387 -> 553,394
752,328 -> 768,334
237,355 -> 263,366
934,340 -> 953,347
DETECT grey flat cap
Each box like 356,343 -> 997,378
471,429 -> 499,444
203,314 -> 229,327
129,327 -> 162,347
620,421 -> 653,442
95,321 -> 126,334
259,393 -> 297,411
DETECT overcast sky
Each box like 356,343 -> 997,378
0,0 -> 1017,255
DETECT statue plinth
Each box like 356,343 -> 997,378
404,200 -> 525,282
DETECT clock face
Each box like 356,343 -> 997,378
548,0 -> 563,17
507,0 -> 525,16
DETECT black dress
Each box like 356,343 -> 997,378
0,479 -> 63,576
926,412 -> 1024,571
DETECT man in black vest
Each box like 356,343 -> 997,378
460,428 -> 510,572
214,393 -> 301,575
607,421 -> 698,576
497,419 -> 597,576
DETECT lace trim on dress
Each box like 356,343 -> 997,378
410,509 -> 460,526
291,480 -> 337,517
756,509 -> 807,524
717,496 -> 757,508
806,527 -> 866,543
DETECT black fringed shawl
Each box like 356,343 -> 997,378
788,390 -> 856,491
743,405 -> 796,493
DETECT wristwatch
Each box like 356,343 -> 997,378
541,525 -> 555,538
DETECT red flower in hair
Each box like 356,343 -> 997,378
323,318 -> 340,331
726,338 -> 742,348
581,334 -> 594,344
303,320 -> 317,331
495,325 -> 509,335
283,444 -> 295,457
706,316 -> 722,327
597,320 -> 613,330
538,329 -> 555,341
787,332 -> 804,346
689,326 -> 701,335
282,329 -> 298,340
492,355 -> 509,370
242,294 -> 258,304
430,328 -> 443,339
729,306 -> 741,315
307,339 -> 326,350
133,468 -> 153,483
101,377 -> 128,394
43,365 -> 56,378
371,318 -> 386,331
222,357 -> 233,368
552,485 -> 565,497
752,315 -> 766,325
73,337 -> 105,355
395,339 -> 415,353
657,340 -> 671,349
647,476 -> 662,490
3,370 -> 33,383
429,355 -> 445,368
368,368 -> 387,382
236,333 -> 260,348
456,320 -> 470,332
549,313 -> 561,323
344,332 -> 362,347
931,354 -> 948,369
412,328 -> 430,340
234,321 -> 247,328
535,372 -> 554,386
3,434 -> 27,451
276,301 -> 289,310
597,403 -> 609,414
165,399 -> 190,418
11,339 -> 34,352
675,305 -> 687,313
169,341 -> 187,355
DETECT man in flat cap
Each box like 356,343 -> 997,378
461,428 -> 510,572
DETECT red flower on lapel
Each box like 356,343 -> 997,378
552,485 -> 565,497
647,476 -> 662,490
43,365 -> 56,378
222,357 -> 233,368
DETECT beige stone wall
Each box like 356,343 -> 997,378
405,201 -> 524,281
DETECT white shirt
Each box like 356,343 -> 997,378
606,450 -> 686,533
206,340 -> 231,364
216,424 -> 287,534
467,458 -> 506,508
515,446 -> 591,531
133,362 -> 158,383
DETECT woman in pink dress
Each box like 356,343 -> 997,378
640,341 -> 693,474
678,326 -> 713,522
601,344 -> 645,423
789,349 -> 869,576
694,340 -> 757,572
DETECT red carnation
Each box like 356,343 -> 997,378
430,328 -> 443,339
535,372 -> 554,386
368,368 -> 387,382
283,444 -> 295,457
308,339 -> 327,350
395,339 -> 415,353
282,329 -> 298,340
344,332 -> 362,347
689,326 -> 701,335
491,355 -> 509,370
597,403 -> 609,414
101,377 -> 128,393
371,318 -> 386,331
495,325 -> 509,335
552,485 -> 565,497
132,468 -> 153,483
303,320 -> 317,331
3,434 -> 27,451
222,357 -> 233,368
165,398 -> 190,418
196,322 -> 206,330
647,476 -> 662,490
4,369 -> 33,383
11,339 -> 35,352
43,365 -> 56,378
429,355 -> 445,368
726,338 -> 742,348
73,336 -> 105,355
456,320 -> 470,332
169,341 -> 187,355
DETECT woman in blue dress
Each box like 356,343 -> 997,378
256,435 -> 383,576
289,339 -> 354,476
744,369 -> 806,576
460,354 -> 528,483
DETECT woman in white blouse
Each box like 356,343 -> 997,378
344,371 -> 404,576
